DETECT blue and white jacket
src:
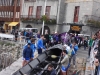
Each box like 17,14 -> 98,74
37,38 -> 44,49
70,44 -> 78,55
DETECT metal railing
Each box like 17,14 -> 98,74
20,15 -> 57,20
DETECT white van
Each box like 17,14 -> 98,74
20,28 -> 38,34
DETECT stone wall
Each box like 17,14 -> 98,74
57,0 -> 66,24
81,25 -> 100,35
92,1 -> 100,17
21,0 -> 58,16
58,25 -> 70,33
64,1 -> 93,24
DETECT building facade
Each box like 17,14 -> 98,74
20,0 -> 100,34
20,0 -> 66,34
59,0 -> 100,34
0,0 -> 22,32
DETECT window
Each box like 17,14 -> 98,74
73,6 -> 80,22
28,6 -> 33,17
36,6 -> 42,19
16,12 -> 19,18
45,6 -> 51,19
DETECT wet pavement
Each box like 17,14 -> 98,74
67,47 -> 88,75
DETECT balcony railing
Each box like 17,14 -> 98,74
20,15 -> 57,24
21,15 -> 56,19
0,18 -> 19,22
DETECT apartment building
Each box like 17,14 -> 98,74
0,0 -> 22,31
20,0 -> 65,34
59,0 -> 100,34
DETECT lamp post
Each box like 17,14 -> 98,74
42,0 -> 47,35
55,0 -> 61,33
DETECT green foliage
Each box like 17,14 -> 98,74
87,20 -> 100,27
41,15 -> 47,22
21,15 -> 57,24
45,19 -> 56,24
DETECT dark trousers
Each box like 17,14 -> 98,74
37,49 -> 42,54
88,46 -> 91,57
95,66 -> 98,75
15,36 -> 18,42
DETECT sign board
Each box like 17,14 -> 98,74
70,25 -> 82,32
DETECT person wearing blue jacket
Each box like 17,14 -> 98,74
23,39 -> 36,57
22,43 -> 33,66
37,35 -> 44,54
70,41 -> 78,68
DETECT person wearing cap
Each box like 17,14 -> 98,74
22,43 -> 33,66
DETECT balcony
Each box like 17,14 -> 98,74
20,15 -> 57,24
84,15 -> 100,27
0,17 -> 19,22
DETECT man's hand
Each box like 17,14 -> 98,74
94,51 -> 97,55
30,58 -> 33,61
94,59 -> 99,66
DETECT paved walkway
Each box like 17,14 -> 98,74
0,51 -> 38,75
85,60 -> 91,75
67,47 -> 88,75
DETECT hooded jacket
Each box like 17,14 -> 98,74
23,47 -> 33,60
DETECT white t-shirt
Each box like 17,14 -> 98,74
66,46 -> 70,52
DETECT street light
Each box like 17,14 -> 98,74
42,0 -> 47,35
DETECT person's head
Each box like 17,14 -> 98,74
94,30 -> 99,39
41,35 -> 44,39
72,40 -> 77,45
28,43 -> 31,47
93,34 -> 97,40
31,38 -> 36,44
97,30 -> 100,39
62,50 -> 67,55
63,44 -> 67,50
47,64 -> 54,71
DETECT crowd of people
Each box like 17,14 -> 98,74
10,29 -> 100,75
89,30 -> 100,75
21,30 -> 81,75
0,28 -> 93,75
